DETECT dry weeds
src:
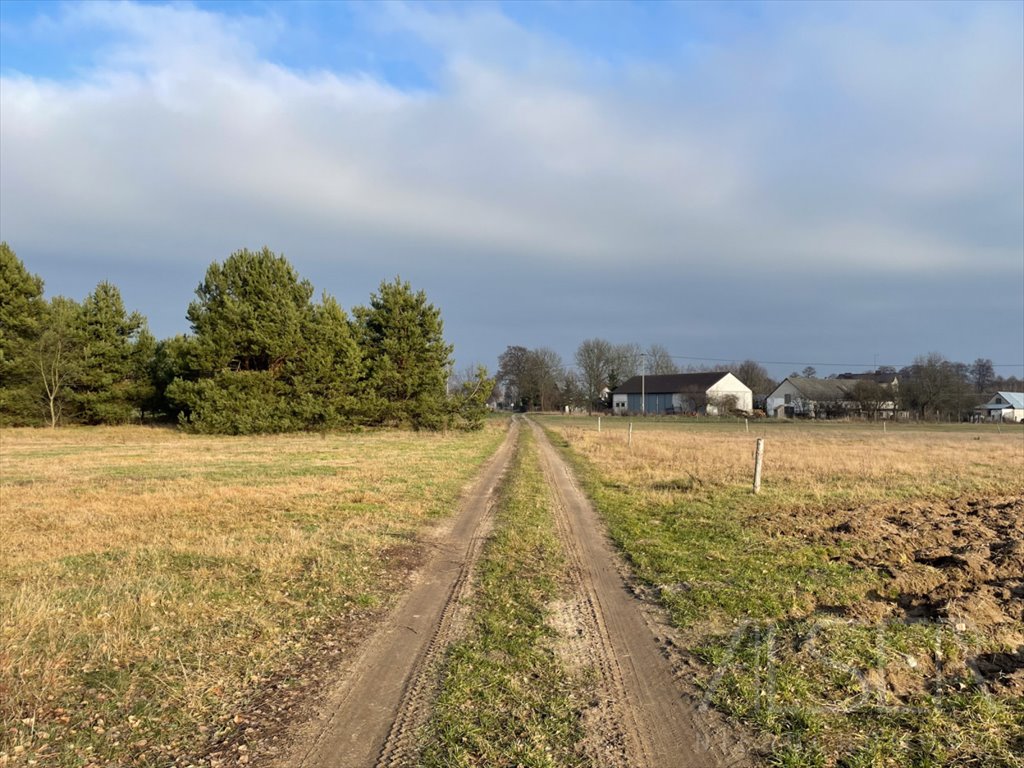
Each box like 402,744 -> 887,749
559,421 -> 1020,503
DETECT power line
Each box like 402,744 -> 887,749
661,353 -> 1024,370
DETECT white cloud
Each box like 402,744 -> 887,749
1,0 -> 1021,279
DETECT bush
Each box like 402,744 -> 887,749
168,372 -> 302,435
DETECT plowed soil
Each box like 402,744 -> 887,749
767,494 -> 1024,694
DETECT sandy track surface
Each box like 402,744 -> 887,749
273,420 -> 520,768
531,420 -> 750,768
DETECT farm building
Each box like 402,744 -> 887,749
766,376 -> 898,419
974,392 -> 1024,423
611,372 -> 752,416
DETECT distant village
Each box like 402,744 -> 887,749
493,343 -> 1024,423
606,370 -> 1023,423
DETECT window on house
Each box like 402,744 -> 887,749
784,394 -> 792,404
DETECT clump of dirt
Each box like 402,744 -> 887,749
774,495 -> 1024,692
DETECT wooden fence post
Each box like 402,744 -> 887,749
628,421 -> 633,447
598,416 -> 601,433
753,437 -> 765,494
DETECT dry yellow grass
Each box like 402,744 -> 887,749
0,423 -> 506,767
553,419 -> 1023,505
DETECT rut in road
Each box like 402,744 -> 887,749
276,420 -> 520,768
531,419 -> 750,768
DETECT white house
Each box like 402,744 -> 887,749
974,392 -> 1024,423
766,375 -> 898,419
611,372 -> 752,415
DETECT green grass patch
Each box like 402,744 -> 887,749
696,620 -> 1022,767
420,428 -> 587,768
560,462 -> 873,627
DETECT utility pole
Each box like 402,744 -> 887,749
641,352 -> 646,415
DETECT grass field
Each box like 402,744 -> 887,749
539,415 -> 1024,767
0,423 -> 506,767
3,416 -> 1020,767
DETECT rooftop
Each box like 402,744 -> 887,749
613,371 -> 735,395
780,376 -> 858,400
987,392 -> 1024,409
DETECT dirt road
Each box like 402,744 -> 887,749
275,421 -> 520,768
276,418 -> 748,767
531,420 -> 749,768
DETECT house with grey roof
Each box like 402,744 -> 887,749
611,372 -> 752,416
974,392 -> 1024,423
766,376 -> 898,419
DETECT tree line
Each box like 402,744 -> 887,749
0,244 -> 491,433
496,339 -> 1021,421
892,353 -> 1021,421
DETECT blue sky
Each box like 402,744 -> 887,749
0,2 -> 756,83
1,0 -> 1022,378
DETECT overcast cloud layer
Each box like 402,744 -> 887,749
1,1 -> 1022,377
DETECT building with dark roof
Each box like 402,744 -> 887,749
611,372 -> 752,415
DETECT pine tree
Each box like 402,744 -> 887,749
72,281 -> 150,424
291,294 -> 363,428
0,243 -> 47,424
170,248 -> 363,433
187,247 -> 313,374
354,278 -> 453,429
145,335 -> 196,421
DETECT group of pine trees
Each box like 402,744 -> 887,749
0,244 -> 491,433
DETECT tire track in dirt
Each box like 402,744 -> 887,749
531,420 -> 751,768
277,420 -> 519,768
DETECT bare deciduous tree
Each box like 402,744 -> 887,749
36,297 -> 81,428
851,380 -> 889,420
731,360 -> 776,398
970,358 -> 995,393
498,345 -> 566,411
530,347 -> 565,411
899,352 -> 960,420
707,393 -> 739,416
644,344 -> 678,375
610,342 -> 643,385
575,338 -> 614,413
496,345 -> 531,408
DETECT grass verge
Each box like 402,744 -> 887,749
419,426 -> 587,767
539,417 -> 1024,767
0,423 -> 506,767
